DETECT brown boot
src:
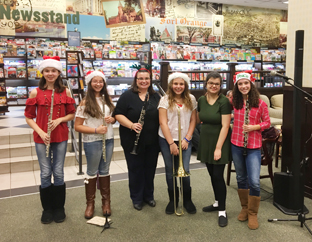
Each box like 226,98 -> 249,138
84,177 -> 97,219
237,189 -> 249,221
99,176 -> 111,216
248,195 -> 261,229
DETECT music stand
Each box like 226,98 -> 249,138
268,78 -> 312,236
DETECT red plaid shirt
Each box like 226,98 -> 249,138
231,99 -> 270,149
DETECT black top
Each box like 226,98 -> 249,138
114,89 -> 161,154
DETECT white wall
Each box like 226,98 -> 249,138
286,0 -> 312,87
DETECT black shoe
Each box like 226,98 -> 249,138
53,208 -> 66,223
41,210 -> 53,224
218,215 -> 228,227
202,205 -> 219,212
144,200 -> 156,207
133,203 -> 143,211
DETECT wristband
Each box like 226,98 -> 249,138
95,128 -> 97,134
184,137 -> 190,143
169,142 -> 174,146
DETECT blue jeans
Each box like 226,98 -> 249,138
35,141 -> 67,188
84,139 -> 114,177
231,144 -> 261,196
159,136 -> 192,191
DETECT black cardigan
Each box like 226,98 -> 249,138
114,89 -> 160,154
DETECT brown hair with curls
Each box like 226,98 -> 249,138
38,72 -> 66,93
232,81 -> 260,110
83,77 -> 115,119
167,77 -> 193,111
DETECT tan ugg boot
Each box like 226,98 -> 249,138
237,189 -> 249,221
248,195 -> 261,229
99,176 -> 111,216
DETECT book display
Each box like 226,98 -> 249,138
0,54 -> 7,113
0,36 -> 286,112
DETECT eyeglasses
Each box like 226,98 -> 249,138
207,82 -> 220,87
91,81 -> 104,84
137,78 -> 150,81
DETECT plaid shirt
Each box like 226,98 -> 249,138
231,99 -> 270,149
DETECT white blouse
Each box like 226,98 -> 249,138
75,97 -> 114,143
158,94 -> 197,141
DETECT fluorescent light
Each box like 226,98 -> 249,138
283,1 -> 288,3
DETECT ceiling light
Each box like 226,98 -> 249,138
283,1 -> 288,3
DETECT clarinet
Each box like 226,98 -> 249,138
243,95 -> 249,156
102,94 -> 106,162
46,89 -> 55,157
130,92 -> 149,155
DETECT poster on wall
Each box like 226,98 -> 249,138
212,15 -> 223,36
101,0 -> 146,28
142,0 -> 167,18
110,24 -> 145,41
172,0 -> 195,18
222,5 -> 284,48
145,17 -> 174,42
195,2 -> 222,20
176,25 -> 212,44
66,0 -> 103,15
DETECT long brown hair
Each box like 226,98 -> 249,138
38,75 -> 66,93
83,78 -> 115,118
131,69 -> 155,95
167,78 -> 193,111
232,82 -> 260,110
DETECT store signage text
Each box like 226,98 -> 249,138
223,6 -> 251,17
0,5 -> 80,24
160,18 -> 208,27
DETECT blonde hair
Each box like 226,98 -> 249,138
167,78 -> 193,111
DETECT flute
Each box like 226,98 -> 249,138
46,89 -> 55,157
130,92 -> 149,155
243,95 -> 249,156
102,94 -> 106,162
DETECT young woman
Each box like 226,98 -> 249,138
231,70 -> 270,230
158,72 -> 197,215
74,71 -> 115,219
25,56 -> 76,224
197,71 -> 231,227
114,68 -> 160,211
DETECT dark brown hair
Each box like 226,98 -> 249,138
205,71 -> 222,95
38,75 -> 66,93
232,82 -> 260,110
83,78 -> 115,118
131,69 -> 155,95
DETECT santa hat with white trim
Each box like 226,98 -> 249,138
233,70 -> 256,85
168,72 -> 190,85
39,56 -> 63,73
84,70 -> 106,86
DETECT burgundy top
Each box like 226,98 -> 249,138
24,88 -> 76,143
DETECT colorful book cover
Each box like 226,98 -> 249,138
116,50 -> 123,59
67,65 -> 78,77
103,50 -> 109,59
0,96 -> 7,106
7,67 -> 17,78
0,82 -> 5,91
17,86 -> 27,98
109,50 -> 116,58
130,51 -> 137,59
17,67 -> 26,78
237,53 -> 244,60
6,87 -> 17,98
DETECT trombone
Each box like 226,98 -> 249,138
172,106 -> 190,216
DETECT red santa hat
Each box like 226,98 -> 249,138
39,56 -> 63,73
85,70 -> 106,86
233,70 -> 256,85
168,72 -> 190,85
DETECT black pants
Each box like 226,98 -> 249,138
206,163 -> 226,210
124,145 -> 159,204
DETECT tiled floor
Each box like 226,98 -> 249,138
0,107 -> 204,198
